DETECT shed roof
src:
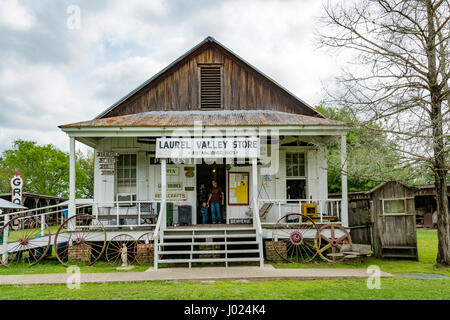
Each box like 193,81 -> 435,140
0,198 -> 27,210
60,110 -> 349,128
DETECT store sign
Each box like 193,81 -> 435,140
166,167 -> 179,176
97,152 -> 120,175
156,137 -> 260,159
158,182 -> 183,191
10,173 -> 24,205
154,192 -> 187,200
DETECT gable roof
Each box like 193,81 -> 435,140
94,36 -> 324,120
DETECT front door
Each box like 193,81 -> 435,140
196,163 -> 226,224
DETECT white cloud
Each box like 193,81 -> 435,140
0,0 -> 35,30
0,0 -> 345,153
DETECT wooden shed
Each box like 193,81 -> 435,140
330,181 -> 419,260
369,181 -> 418,260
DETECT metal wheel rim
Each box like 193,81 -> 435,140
271,213 -> 320,263
314,223 -> 352,263
0,215 -> 51,267
54,214 -> 106,267
106,234 -> 136,266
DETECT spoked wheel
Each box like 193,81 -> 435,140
135,232 -> 154,265
106,234 -> 136,266
0,216 -> 51,267
54,214 -> 106,266
314,223 -> 352,263
271,213 -> 319,263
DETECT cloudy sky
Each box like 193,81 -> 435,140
0,0 -> 343,152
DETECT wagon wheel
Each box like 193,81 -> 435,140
271,213 -> 319,263
54,214 -> 106,266
106,234 -> 136,266
135,232 -> 155,265
0,215 -> 51,267
314,223 -> 352,263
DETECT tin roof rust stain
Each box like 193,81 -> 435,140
60,110 -> 349,128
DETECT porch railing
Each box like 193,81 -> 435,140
94,200 -> 162,228
258,198 -> 343,224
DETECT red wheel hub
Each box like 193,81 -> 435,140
74,237 -> 85,244
289,231 -> 304,245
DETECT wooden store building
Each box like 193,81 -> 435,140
59,37 -> 352,268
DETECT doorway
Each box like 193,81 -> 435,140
196,163 -> 226,224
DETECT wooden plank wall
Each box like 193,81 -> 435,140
348,199 -> 372,245
104,44 -> 317,118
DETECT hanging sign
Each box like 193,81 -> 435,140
156,137 -> 260,159
97,152 -> 120,175
10,173 -> 24,205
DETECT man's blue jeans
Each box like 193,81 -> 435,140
210,202 -> 222,223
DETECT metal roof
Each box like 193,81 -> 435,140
0,198 -> 27,210
60,110 -> 349,128
94,36 -> 324,120
0,193 -> 67,201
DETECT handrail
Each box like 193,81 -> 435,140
256,198 -> 343,223
1,203 -> 92,219
153,202 -> 165,240
1,199 -> 94,218
258,198 -> 343,202
253,198 -> 263,236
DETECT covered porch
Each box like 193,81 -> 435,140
60,110 -> 351,235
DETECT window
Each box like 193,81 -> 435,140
286,152 -> 305,177
285,152 -> 306,201
200,66 -> 222,108
116,154 -> 137,201
383,199 -> 406,215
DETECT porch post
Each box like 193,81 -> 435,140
252,157 -> 264,268
340,135 -> 349,227
161,159 -> 167,229
252,157 -> 259,223
69,137 -> 76,231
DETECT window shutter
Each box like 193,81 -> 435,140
200,66 -> 221,108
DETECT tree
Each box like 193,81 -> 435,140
319,0 -> 449,265
316,105 -> 426,193
0,140 -> 93,198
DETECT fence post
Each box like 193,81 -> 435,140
41,214 -> 45,236
138,202 -> 141,226
2,215 -> 9,263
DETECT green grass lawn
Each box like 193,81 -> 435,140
0,229 -> 448,300
272,229 -> 450,277
0,278 -> 448,300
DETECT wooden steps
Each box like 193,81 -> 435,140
156,226 -> 263,268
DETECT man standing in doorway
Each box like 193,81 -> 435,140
208,180 -> 224,224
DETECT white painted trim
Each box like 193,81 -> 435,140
62,125 -> 351,138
